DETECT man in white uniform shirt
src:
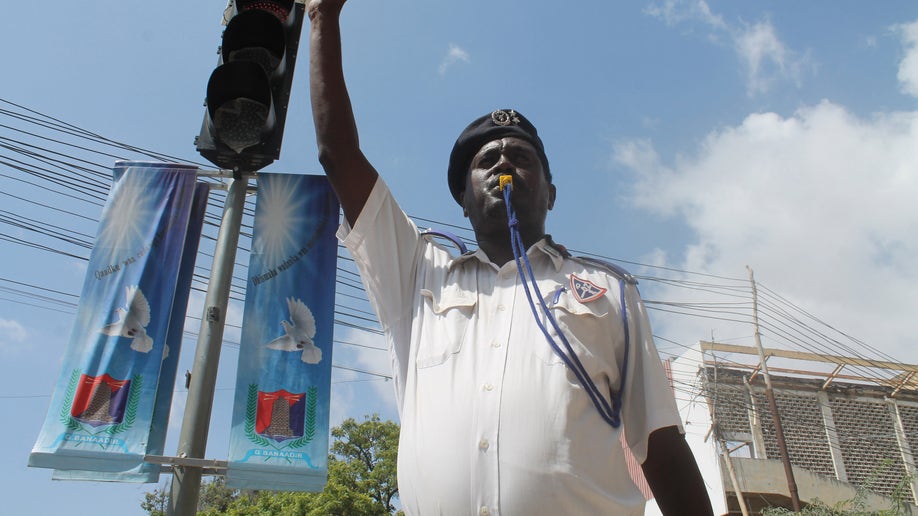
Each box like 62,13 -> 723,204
308,1 -> 713,514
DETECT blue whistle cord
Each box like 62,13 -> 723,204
502,185 -> 625,428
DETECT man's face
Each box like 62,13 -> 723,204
460,136 -> 555,236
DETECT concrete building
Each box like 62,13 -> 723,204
666,341 -> 918,515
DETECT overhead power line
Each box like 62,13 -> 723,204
0,96 -> 904,404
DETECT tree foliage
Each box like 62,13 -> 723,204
142,415 -> 401,515
140,483 -> 168,516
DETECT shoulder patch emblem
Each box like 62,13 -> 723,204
569,274 -> 607,303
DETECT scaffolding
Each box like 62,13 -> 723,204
699,341 -> 918,513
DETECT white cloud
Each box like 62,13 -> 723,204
895,19 -> 918,97
439,43 -> 471,76
0,318 -> 28,349
735,20 -> 802,96
614,101 -> 918,361
646,1 -> 808,96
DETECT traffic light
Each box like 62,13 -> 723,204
195,0 -> 305,172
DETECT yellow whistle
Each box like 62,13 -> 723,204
499,175 -> 513,191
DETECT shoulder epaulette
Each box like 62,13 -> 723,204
574,256 -> 638,285
543,234 -> 571,258
421,229 -> 469,255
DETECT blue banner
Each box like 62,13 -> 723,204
52,179 -> 210,482
30,161 -> 200,477
226,173 -> 339,491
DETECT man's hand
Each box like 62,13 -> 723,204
642,425 -> 714,515
307,0 -> 347,20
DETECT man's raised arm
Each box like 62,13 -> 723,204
642,425 -> 714,515
308,0 -> 378,226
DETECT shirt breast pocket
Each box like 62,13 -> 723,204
535,293 -> 610,366
416,287 -> 477,368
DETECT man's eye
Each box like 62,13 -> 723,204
477,157 -> 496,168
512,152 -> 533,165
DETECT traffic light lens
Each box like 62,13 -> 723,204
237,0 -> 294,21
223,10 -> 286,77
213,98 -> 270,153
206,62 -> 276,154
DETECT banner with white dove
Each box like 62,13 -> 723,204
226,173 -> 339,491
51,178 -> 210,483
30,161 -> 202,478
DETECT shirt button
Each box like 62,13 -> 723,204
479,507 -> 490,516
491,340 -> 501,348
496,304 -> 506,312
483,383 -> 494,391
478,438 -> 489,451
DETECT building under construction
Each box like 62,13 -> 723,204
672,341 -> 918,515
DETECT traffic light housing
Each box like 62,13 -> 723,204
196,0 -> 305,172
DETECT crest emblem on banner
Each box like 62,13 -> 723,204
245,384 -> 318,447
256,389 -> 306,441
70,374 -> 131,427
569,274 -> 607,303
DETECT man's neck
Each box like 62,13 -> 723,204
475,230 -> 544,267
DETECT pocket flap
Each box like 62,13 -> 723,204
549,290 -> 609,319
420,287 -> 477,314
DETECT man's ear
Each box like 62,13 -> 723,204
459,191 -> 469,218
547,183 -> 557,211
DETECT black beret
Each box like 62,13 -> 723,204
447,109 -> 551,205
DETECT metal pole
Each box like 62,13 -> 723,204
708,361 -> 751,516
747,266 -> 802,512
717,433 -> 751,516
168,175 -> 248,515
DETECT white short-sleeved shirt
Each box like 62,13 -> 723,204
338,179 -> 682,516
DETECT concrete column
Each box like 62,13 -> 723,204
886,398 -> 918,503
818,390 -> 847,482
744,378 -> 768,459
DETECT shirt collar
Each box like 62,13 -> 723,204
448,235 -> 567,271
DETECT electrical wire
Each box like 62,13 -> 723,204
1,98 -> 913,456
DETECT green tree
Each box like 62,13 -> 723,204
143,415 -> 401,515
198,477 -> 238,514
328,414 -> 400,513
140,482 -> 168,516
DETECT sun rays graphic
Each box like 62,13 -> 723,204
253,175 -> 310,264
95,173 -> 157,261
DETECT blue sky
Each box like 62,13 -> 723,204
3,1 -> 918,514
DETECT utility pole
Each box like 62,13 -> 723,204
167,1 -> 306,512
747,266 -> 801,512
168,175 -> 248,515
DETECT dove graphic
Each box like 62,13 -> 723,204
266,297 -> 322,364
100,285 -> 154,353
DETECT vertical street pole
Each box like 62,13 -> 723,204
168,174 -> 248,516
747,266 -> 802,512
716,432 -> 751,516
708,365 -> 751,516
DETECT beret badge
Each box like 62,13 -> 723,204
491,109 -> 521,127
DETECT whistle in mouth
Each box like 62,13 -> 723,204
499,175 -> 513,191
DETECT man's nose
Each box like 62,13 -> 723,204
493,153 -> 514,172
